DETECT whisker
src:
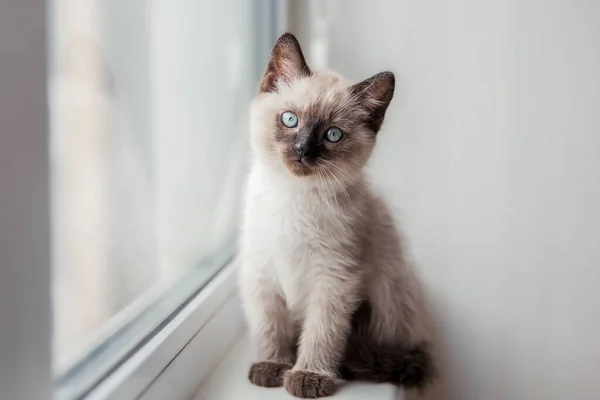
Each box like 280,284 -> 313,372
321,169 -> 342,216
320,163 -> 360,215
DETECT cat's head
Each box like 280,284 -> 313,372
250,33 -> 395,184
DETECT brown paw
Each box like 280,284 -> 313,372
248,361 -> 292,388
284,370 -> 337,398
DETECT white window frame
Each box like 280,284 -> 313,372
87,262 -> 243,400
0,1 -> 286,399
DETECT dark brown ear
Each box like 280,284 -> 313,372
260,33 -> 311,93
350,71 -> 395,132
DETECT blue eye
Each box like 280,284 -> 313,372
281,111 -> 298,128
324,127 -> 343,143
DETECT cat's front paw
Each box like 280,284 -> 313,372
248,361 -> 292,387
283,370 -> 337,398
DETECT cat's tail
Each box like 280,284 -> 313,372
340,340 -> 436,388
340,304 -> 436,388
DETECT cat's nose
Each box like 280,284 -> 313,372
294,142 -> 313,159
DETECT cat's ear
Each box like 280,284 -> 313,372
350,72 -> 395,132
260,33 -> 311,93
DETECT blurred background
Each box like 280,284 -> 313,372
48,0 -> 255,374
36,0 -> 600,399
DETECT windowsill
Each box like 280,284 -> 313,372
195,334 -> 403,400
82,262 -> 403,400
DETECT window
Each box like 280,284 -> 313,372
47,1 -> 277,397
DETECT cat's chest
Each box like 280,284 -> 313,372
270,210 -> 339,311
249,183 -> 349,248
245,177 -> 354,307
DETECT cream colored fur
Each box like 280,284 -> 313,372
239,68 -> 432,382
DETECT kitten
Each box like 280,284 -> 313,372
239,33 -> 435,398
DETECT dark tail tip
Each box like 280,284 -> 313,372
341,303 -> 436,388
341,342 -> 436,389
392,345 -> 436,388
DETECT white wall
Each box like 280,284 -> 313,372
315,0 -> 600,398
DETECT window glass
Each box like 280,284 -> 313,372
48,0 -> 261,391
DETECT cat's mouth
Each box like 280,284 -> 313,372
293,157 -> 310,166
284,155 -> 315,176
